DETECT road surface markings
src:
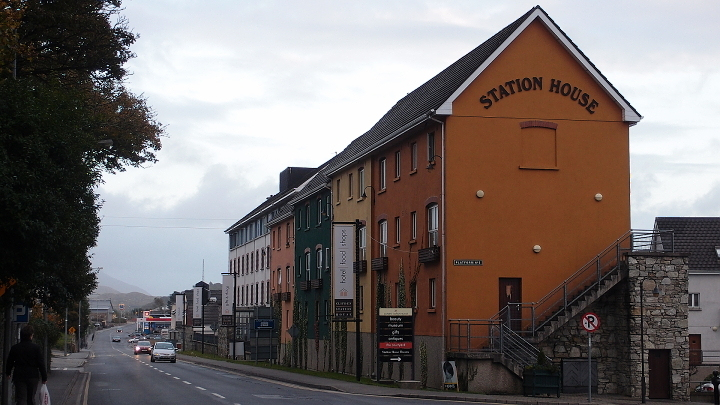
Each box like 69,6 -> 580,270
212,393 -> 225,399
183,381 -> 191,385
173,377 -> 180,380
196,386 -> 206,391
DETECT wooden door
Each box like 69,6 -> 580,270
689,334 -> 702,366
499,278 -> 522,331
648,349 -> 671,399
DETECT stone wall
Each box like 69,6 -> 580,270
626,254 -> 690,401
537,253 -> 689,400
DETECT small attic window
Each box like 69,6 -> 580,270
716,246 -> 720,258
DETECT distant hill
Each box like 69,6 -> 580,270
89,290 -> 163,312
96,271 -> 151,295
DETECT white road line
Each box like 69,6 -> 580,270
196,387 -> 206,391
164,372 -> 171,375
173,377 -> 180,380
182,381 -> 191,384
212,393 -> 225,399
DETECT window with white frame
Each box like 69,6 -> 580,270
395,216 -> 400,245
348,172 -> 354,199
305,204 -> 310,229
317,199 -> 323,225
379,158 -> 387,190
379,220 -> 388,257
358,168 -> 365,198
325,247 -> 330,269
336,179 -> 341,203
305,252 -> 311,281
358,226 -> 366,260
411,142 -> 418,171
411,211 -> 417,240
689,293 -> 700,308
429,278 -> 436,309
316,249 -> 322,278
394,150 -> 401,179
428,132 -> 436,162
428,203 -> 439,246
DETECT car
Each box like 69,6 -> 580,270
128,337 -> 138,344
134,340 -> 152,355
150,342 -> 176,363
111,336 -> 121,342
695,382 -> 714,392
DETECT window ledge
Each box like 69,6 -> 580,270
409,169 -> 418,175
378,188 -> 387,194
347,197 -> 354,201
409,239 -> 417,245
519,166 -> 559,171
393,177 -> 400,182
427,309 -> 436,313
689,307 -> 702,311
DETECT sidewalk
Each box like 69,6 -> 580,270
48,348 -> 90,405
176,353 -> 712,405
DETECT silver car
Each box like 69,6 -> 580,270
150,341 -> 176,363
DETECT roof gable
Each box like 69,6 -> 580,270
326,6 -> 639,176
437,7 -> 640,123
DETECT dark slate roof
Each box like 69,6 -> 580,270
325,5 -> 640,175
654,217 -> 720,272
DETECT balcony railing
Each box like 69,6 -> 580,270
371,257 -> 388,271
311,279 -> 323,289
299,281 -> 310,291
353,260 -> 367,273
418,246 -> 440,263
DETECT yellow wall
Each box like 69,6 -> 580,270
444,20 -> 631,320
330,158 -> 374,333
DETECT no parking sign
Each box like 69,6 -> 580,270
581,312 -> 600,332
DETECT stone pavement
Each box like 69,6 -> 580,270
44,345 -> 713,405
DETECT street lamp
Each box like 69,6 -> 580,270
639,277 -> 661,403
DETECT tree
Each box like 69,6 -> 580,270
0,0 -> 163,311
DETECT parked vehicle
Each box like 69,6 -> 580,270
111,336 -> 122,342
150,342 -> 176,363
695,382 -> 714,392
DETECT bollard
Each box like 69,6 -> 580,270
712,370 -> 720,405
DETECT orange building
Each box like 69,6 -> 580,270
326,6 -> 641,389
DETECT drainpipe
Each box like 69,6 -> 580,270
427,111 -> 447,369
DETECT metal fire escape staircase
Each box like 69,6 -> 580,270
448,230 -> 673,377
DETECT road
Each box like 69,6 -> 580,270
87,325 -> 474,405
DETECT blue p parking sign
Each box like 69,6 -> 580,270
13,305 -> 29,323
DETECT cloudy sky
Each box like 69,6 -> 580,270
90,0 -> 720,296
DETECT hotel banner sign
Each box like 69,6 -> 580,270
193,286 -> 203,319
222,274 -> 233,316
333,223 -> 355,318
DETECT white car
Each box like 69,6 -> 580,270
150,342 -> 177,363
128,337 -> 138,344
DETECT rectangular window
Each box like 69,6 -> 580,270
379,158 -> 387,190
411,211 -> 417,240
286,223 -> 291,246
316,249 -> 322,278
429,278 -> 436,309
689,293 -> 700,308
412,283 -> 417,308
336,179 -> 341,203
358,227 -> 366,260
428,132 -> 436,162
305,204 -> 310,229
326,196 -> 331,220
379,220 -> 388,257
325,247 -> 330,269
394,216 -> 401,245
359,285 -> 364,311
305,252 -> 311,280
358,168 -> 365,198
411,142 -> 418,171
428,204 -> 439,246
348,172 -> 354,199
394,150 -> 401,179
286,267 -> 291,288
317,199 -> 323,225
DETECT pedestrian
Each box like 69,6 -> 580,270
5,325 -> 48,405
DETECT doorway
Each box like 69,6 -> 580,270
689,334 -> 702,366
499,278 -> 522,331
648,349 -> 671,399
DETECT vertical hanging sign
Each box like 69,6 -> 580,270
333,223 -> 355,318
175,294 -> 184,325
193,286 -> 203,326
221,274 -> 234,326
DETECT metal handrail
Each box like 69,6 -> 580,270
448,230 -> 675,355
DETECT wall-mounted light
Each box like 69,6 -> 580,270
712,326 -> 718,332
533,245 -> 542,253
476,190 -> 485,198
594,193 -> 603,202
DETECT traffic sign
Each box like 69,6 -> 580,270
254,319 -> 275,330
581,313 -> 600,332
68,327 -> 76,335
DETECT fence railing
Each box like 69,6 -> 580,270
448,230 -> 675,356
